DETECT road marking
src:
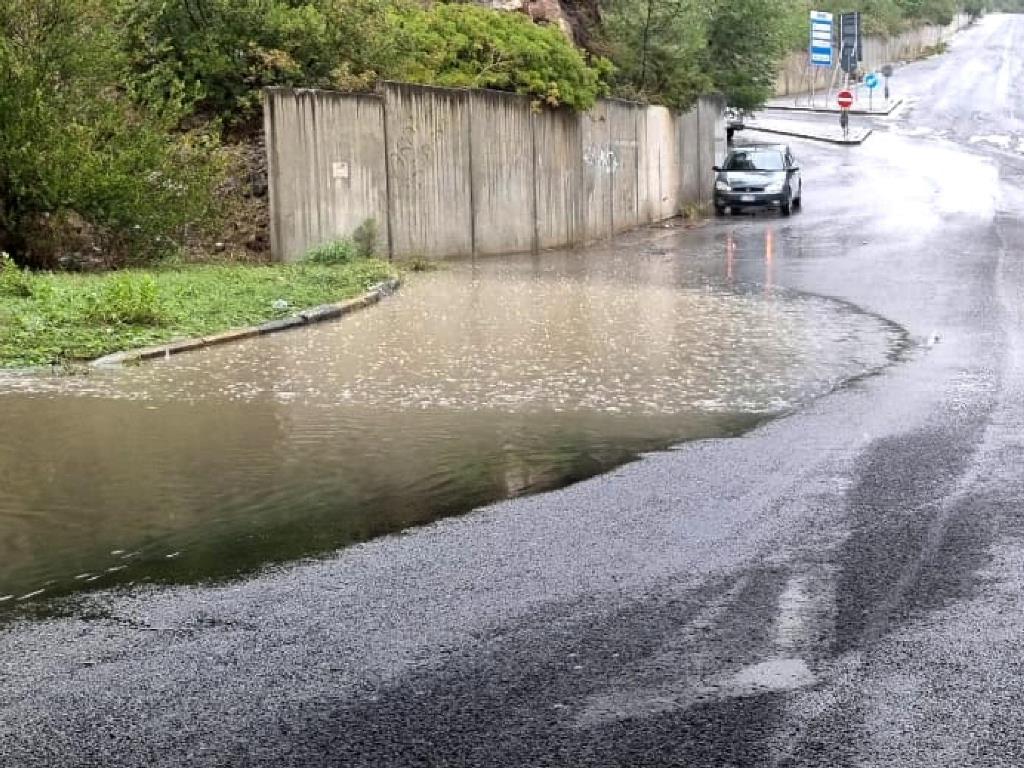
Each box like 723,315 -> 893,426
727,657 -> 816,695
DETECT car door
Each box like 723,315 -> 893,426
787,149 -> 801,197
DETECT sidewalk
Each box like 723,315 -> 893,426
765,83 -> 901,116
742,119 -> 872,146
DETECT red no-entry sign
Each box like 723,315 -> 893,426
837,90 -> 854,109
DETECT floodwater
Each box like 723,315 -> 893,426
0,227 -> 906,608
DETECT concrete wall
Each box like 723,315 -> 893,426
775,13 -> 971,97
469,91 -> 537,256
608,100 -> 641,233
383,83 -> 474,259
580,102 -> 612,243
640,106 -> 680,223
533,107 -> 584,250
265,84 -> 723,262
265,89 -> 389,264
678,108 -> 701,208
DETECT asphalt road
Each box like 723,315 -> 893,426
5,14 -> 1024,768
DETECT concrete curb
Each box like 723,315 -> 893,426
91,277 -> 402,367
763,98 -> 903,117
745,124 -> 872,146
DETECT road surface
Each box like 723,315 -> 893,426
4,13 -> 1024,768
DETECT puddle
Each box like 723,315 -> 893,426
0,240 -> 905,608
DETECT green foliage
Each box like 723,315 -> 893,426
0,260 -> 396,367
86,273 -> 164,325
305,239 -> 358,265
704,0 -> 801,112
598,0 -> 800,111
351,218 -> 380,259
0,0 -> 225,268
806,0 -> 966,36
0,252 -> 34,298
680,201 -> 709,220
305,219 -> 381,264
121,0 -> 612,121
598,0 -> 710,109
120,0 -> 339,120
962,0 -> 986,18
391,3 -> 611,109
920,40 -> 950,55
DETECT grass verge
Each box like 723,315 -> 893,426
0,259 -> 396,368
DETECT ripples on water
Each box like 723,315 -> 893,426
0,241 -> 905,607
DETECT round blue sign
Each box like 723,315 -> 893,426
864,72 -> 880,89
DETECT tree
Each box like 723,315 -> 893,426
703,0 -> 801,111
598,0 -> 711,109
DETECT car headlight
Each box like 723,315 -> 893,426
766,180 -> 785,193
715,180 -> 730,192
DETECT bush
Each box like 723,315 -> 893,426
121,0 -> 338,122
0,0 -> 225,269
391,3 -> 612,109
351,218 -> 379,259
120,0 -> 613,124
86,273 -> 164,325
305,240 -> 358,265
0,252 -> 33,298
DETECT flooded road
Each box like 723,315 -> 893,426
0,231 -> 904,606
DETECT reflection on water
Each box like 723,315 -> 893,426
0,234 -> 905,608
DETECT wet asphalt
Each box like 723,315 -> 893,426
5,14 -> 1024,768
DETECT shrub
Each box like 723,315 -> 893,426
352,218 -> 379,259
0,252 -> 33,298
305,240 -> 358,265
121,0 -> 338,123
390,3 -> 613,109
120,0 -> 613,124
0,0 -> 225,269
86,273 -> 163,325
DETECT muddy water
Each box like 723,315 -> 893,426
0,232 -> 905,607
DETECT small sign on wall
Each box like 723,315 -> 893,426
332,161 -> 350,180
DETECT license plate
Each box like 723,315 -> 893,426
741,195 -> 755,202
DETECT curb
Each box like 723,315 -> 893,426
91,277 -> 402,367
763,98 -> 902,117
745,124 -> 872,146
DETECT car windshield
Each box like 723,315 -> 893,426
724,150 -> 785,172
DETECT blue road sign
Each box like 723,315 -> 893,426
810,11 -> 833,68
864,72 -> 880,89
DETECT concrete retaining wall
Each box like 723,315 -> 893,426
469,91 -> 537,256
265,83 -> 724,262
384,83 -> 474,260
265,89 -> 389,264
639,107 -> 680,223
775,13 -> 971,98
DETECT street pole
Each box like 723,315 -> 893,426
809,52 -> 815,108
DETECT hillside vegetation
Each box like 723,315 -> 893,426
0,0 -> 991,271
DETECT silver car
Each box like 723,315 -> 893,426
713,144 -> 803,217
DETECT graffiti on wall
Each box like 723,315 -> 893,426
583,145 -> 619,173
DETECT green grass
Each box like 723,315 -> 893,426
0,259 -> 396,368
